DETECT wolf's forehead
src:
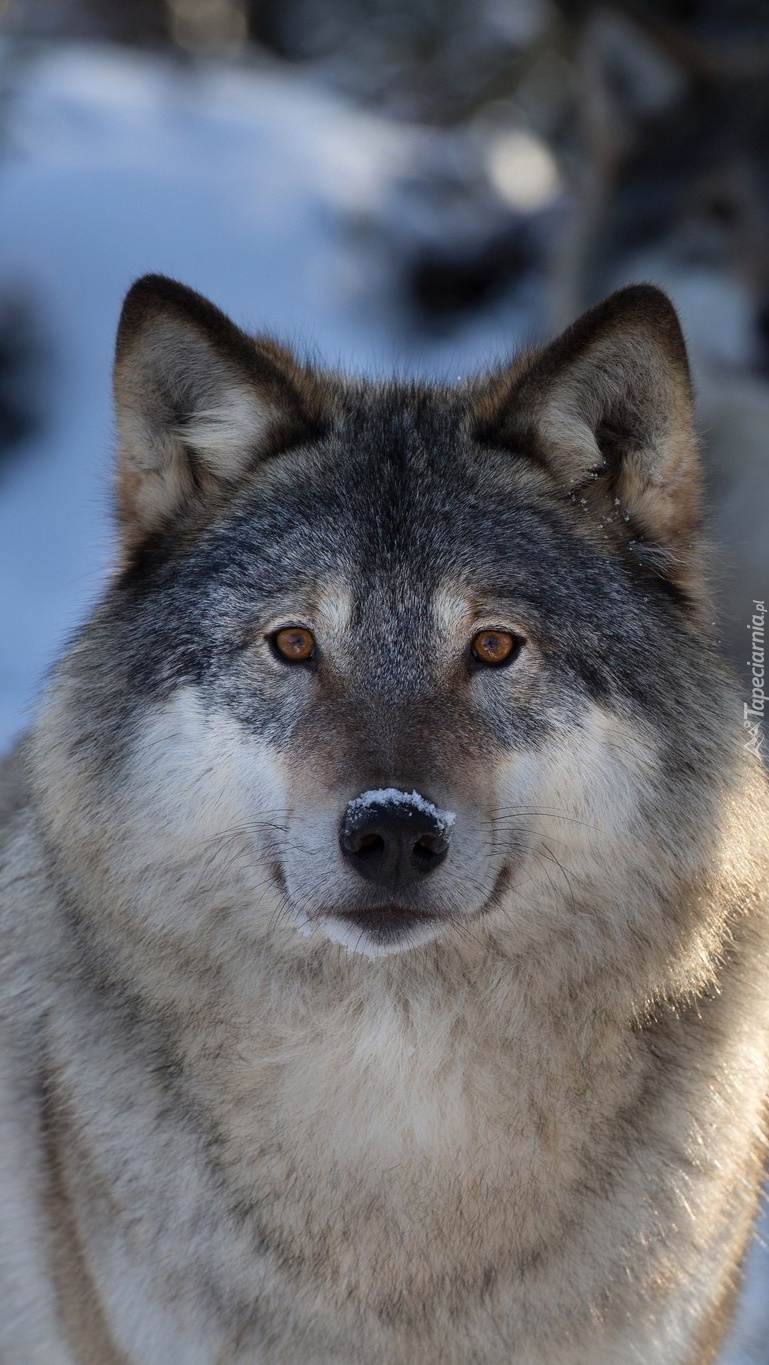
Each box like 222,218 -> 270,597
227,393 -> 571,611
285,576 -> 468,637
232,445 -> 560,616
241,433 -> 487,577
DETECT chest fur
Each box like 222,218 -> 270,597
46,958 -> 764,1365
178,988 -> 647,1320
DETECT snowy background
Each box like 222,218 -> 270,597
0,0 -> 767,1355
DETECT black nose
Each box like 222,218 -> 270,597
340,793 -> 451,890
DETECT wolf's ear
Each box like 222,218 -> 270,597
113,275 -> 325,546
473,285 -> 704,601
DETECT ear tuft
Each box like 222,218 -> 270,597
473,285 -> 706,606
113,275 -> 325,548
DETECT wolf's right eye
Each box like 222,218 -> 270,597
470,629 -> 520,668
270,627 -> 316,665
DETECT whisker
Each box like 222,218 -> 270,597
489,806 -> 605,834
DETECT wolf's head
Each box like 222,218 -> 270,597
31,276 -> 759,1008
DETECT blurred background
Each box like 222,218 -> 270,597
0,1 -> 767,1357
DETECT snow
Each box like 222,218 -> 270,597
0,41 -> 766,1360
346,787 -> 456,832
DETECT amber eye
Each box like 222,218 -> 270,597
270,627 -> 316,665
471,629 -> 520,668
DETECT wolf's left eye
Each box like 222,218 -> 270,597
270,627 -> 316,665
471,629 -> 520,668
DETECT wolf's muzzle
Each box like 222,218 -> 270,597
340,790 -> 451,891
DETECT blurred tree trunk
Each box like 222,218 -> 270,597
81,0 -> 170,45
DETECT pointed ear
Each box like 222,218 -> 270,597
473,285 -> 706,604
113,275 -> 326,548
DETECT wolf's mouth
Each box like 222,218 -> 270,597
278,860 -> 514,954
333,904 -> 437,943
325,863 -> 513,948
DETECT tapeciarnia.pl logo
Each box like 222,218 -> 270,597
744,599 -> 766,758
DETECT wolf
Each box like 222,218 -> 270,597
553,8 -> 769,666
1,274 -> 768,1364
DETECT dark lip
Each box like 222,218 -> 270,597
484,860 -> 513,912
268,861 -> 287,894
333,904 -> 437,942
321,863 -> 514,943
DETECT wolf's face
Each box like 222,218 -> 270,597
103,395 -> 655,958
40,276 -> 731,976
